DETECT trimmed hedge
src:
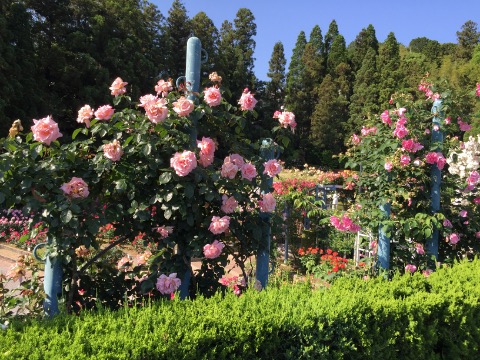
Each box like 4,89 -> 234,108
1,259 -> 480,359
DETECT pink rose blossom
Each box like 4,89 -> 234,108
209,216 -> 230,235
172,96 -> 194,117
448,233 -> 460,245
467,171 -> 480,186
144,97 -> 168,123
276,111 -> 296,130
77,105 -> 94,128
443,219 -> 453,228
459,210 -> 468,218
198,152 -> 214,168
203,86 -> 222,107
203,240 -> 225,259
156,225 -> 173,239
401,139 -> 423,152
263,159 -> 282,177
473,197 -> 480,204
425,89 -> 433,98
436,153 -> 446,170
425,152 -> 438,164
330,215 -> 361,233
415,243 -> 425,255
197,137 -> 216,167
155,79 -> 173,97
476,83 -> 480,97
31,116 -> 63,145
238,88 -> 257,111
431,93 -> 440,101
444,116 -> 451,124
361,126 -> 377,136
221,195 -> 238,214
400,154 -> 411,166
95,105 -> 115,120
156,273 -> 181,294
380,110 -> 392,126
241,163 -> 257,181
139,94 -> 157,107
221,160 -> 239,179
170,150 -> 197,176
405,264 -> 417,274
384,161 -> 393,172
259,192 -> 276,213
395,108 -> 407,116
109,77 -> 128,96
393,124 -> 408,139
458,119 -> 471,132
476,231 -> 480,239
103,139 -> 123,162
352,134 -> 361,144
60,177 -> 89,198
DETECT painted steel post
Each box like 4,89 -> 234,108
377,202 -> 391,270
176,36 -> 203,299
33,240 -> 62,316
427,99 -> 443,260
256,138 -> 278,288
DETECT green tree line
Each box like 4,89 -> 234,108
1,0 -> 479,167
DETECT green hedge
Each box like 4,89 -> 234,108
1,259 -> 480,359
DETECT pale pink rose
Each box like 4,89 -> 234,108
156,273 -> 181,294
138,94 -> 157,107
203,240 -> 225,259
221,195 -> 238,214
103,139 -> 123,162
259,193 -> 276,213
209,216 -> 230,235
405,264 -> 417,274
395,107 -> 407,116
361,126 -> 377,136
238,88 -> 257,111
400,154 -> 411,166
156,225 -> 174,239
273,111 -> 281,118
221,161 -> 239,179
241,163 -> 257,181
226,154 -> 245,167
77,105 -> 94,128
95,105 -> 115,120
170,150 -> 197,176
60,177 -> 89,198
172,96 -> 194,117
384,161 -> 393,172
197,137 -> 215,167
459,210 -> 468,218
263,159 -> 282,177
31,116 -> 63,145
136,250 -> 152,266
109,77 -> 128,96
198,152 -> 214,167
448,233 -> 460,245
425,152 -> 438,164
155,79 -> 173,97
467,171 -> 480,186
277,111 -> 296,129
203,86 -> 222,107
443,219 -> 453,228
415,243 -> 425,255
144,97 -> 168,123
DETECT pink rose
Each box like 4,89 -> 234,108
473,197 -> 480,204
458,119 -> 471,132
209,216 -> 230,235
172,96 -> 194,117
241,163 -> 257,181
155,225 -> 173,239
436,153 -> 446,170
77,105 -> 94,128
476,83 -> 480,97
425,152 -> 438,164
238,88 -> 257,111
259,193 -> 276,213
400,155 -> 410,166
448,233 -> 460,245
109,77 -> 128,96
197,137 -> 215,167
415,243 -> 425,255
467,171 -> 480,186
384,161 -> 393,172
395,107 -> 407,116
199,152 -> 214,168
145,98 -> 168,124
139,94 -> 157,107
401,139 -> 423,153
227,154 -> 245,167
156,273 -> 181,294
170,150 -> 197,176
393,125 -> 408,139
380,110 -> 392,126
405,264 -> 417,274
263,159 -> 282,177
459,210 -> 468,218
95,105 -> 115,120
443,219 -> 453,228
203,86 -> 222,107
221,195 -> 238,214
155,79 -> 173,97
221,160 -> 239,179
203,240 -> 225,259
60,177 -> 89,198
103,139 -> 123,162
277,111 -> 296,130
476,231 -> 480,239
31,116 -> 63,145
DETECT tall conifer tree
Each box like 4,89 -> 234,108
378,32 -> 403,107
348,24 -> 379,74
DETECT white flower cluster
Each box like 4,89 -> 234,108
447,135 -> 480,178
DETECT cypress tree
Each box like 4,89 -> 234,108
456,20 -> 480,61
348,24 -> 379,74
377,32 -> 403,107
191,11 -> 219,78
327,34 -> 348,76
266,42 -> 287,111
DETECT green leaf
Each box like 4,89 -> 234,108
61,209 -> 73,224
184,183 -> 194,198
143,143 -> 152,156
115,179 -> 127,192
72,128 -> 83,140
164,209 -> 172,220
165,192 -> 173,202
158,172 -> 172,185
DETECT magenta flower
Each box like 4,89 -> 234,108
405,264 -> 417,274
209,216 -> 230,235
448,233 -> 460,245
476,83 -> 480,97
203,240 -> 225,259
380,110 -> 392,126
425,152 -> 438,164
400,154 -> 411,166
415,243 -> 425,255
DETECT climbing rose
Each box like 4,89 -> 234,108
77,105 -> 94,128
109,77 -> 128,96
170,150 -> 197,176
402,139 -> 424,153
259,193 -> 276,213
425,152 -> 439,164
384,161 -> 393,172
415,243 -> 425,255
241,163 -> 257,181
95,105 -> 115,120
238,88 -> 257,111
204,86 -> 222,107
60,177 -> 89,198
197,137 -> 216,167
458,119 -> 471,132
400,155 -> 411,166
448,233 -> 460,245
172,96 -> 194,117
380,110 -> 392,126
274,111 -> 296,130
144,97 -> 168,123
221,158 -> 239,179
103,139 -> 123,162
209,216 -> 230,234
405,264 -> 417,274
352,134 -> 361,144
155,79 -> 173,97
156,273 -> 181,295
221,195 -> 238,214
476,83 -> 480,97
31,116 -> 63,145
203,240 -> 225,259
263,159 -> 282,177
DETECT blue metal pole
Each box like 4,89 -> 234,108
256,139 -> 277,288
377,202 -> 391,270
427,99 -> 443,260
178,36 -> 202,299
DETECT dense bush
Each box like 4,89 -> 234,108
1,258 -> 479,359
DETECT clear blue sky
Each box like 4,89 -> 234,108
152,0 -> 480,81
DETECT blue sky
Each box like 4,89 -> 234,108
152,0 -> 480,81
